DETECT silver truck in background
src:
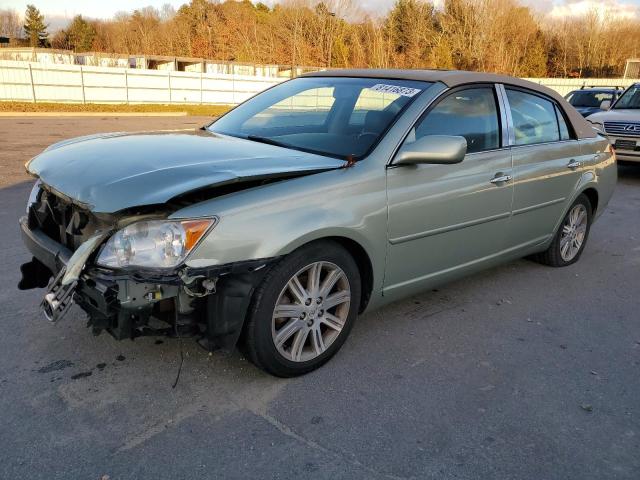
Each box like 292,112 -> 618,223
587,83 -> 640,163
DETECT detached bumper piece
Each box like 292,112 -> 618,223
19,214 -> 277,347
41,267 -> 76,322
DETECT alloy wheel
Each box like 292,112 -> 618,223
560,204 -> 588,262
271,261 -> 351,362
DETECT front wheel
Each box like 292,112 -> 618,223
532,194 -> 593,267
243,241 -> 361,377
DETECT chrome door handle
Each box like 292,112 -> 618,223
490,174 -> 513,185
567,159 -> 582,170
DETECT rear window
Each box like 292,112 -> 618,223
506,89 -> 560,146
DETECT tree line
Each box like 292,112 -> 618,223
1,0 -> 639,78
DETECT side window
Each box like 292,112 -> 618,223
506,89 -> 560,145
555,105 -> 571,141
410,87 -> 500,154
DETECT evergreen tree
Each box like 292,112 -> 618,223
67,15 -> 96,52
23,4 -> 48,47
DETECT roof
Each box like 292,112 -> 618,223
303,69 -> 597,139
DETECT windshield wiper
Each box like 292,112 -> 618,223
246,135 -> 291,149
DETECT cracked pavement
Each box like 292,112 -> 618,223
1,117 -> 639,479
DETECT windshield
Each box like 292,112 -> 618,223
613,85 -> 640,109
208,77 -> 432,159
566,90 -> 614,108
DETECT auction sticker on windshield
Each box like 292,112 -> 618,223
368,84 -> 422,97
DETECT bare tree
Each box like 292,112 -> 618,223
81,0 -> 640,77
0,9 -> 22,39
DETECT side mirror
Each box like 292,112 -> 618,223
395,135 -> 467,166
600,100 -> 611,110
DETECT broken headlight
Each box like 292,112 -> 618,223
96,219 -> 216,269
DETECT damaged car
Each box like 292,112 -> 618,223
19,70 -> 617,377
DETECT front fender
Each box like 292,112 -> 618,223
171,164 -> 388,296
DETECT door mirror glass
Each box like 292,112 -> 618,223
599,100 -> 611,110
395,135 -> 467,165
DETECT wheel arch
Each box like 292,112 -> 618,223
280,233 -> 376,313
326,236 -> 374,313
548,175 -> 599,242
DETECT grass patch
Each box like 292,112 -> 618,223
0,101 -> 232,116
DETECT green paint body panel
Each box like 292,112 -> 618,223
172,80 -> 616,312
26,74 -> 617,315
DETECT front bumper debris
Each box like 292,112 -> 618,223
41,267 -> 77,322
18,215 -> 277,348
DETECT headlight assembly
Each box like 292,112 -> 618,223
96,218 -> 216,269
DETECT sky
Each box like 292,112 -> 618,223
2,0 -> 639,30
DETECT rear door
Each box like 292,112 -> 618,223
501,86 -> 585,248
384,85 -> 514,297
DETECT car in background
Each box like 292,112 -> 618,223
565,86 -> 623,117
587,83 -> 640,163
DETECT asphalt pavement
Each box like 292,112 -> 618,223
1,117 -> 639,480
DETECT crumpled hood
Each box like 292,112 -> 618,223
27,129 -> 344,213
586,109 -> 640,123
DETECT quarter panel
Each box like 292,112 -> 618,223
585,138 -> 617,221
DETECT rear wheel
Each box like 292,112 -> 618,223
532,194 -> 592,267
244,241 -> 361,377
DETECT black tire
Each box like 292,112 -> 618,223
243,240 -> 361,377
532,193 -> 593,267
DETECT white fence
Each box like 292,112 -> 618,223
523,77 -> 640,96
1,60 -> 639,105
0,60 -> 283,105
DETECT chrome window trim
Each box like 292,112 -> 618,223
465,147 -> 511,157
510,139 -> 579,151
496,84 -> 515,147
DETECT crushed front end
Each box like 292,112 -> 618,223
18,183 -> 275,350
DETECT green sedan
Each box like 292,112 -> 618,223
19,70 -> 617,376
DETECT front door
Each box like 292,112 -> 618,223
384,86 -> 514,299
